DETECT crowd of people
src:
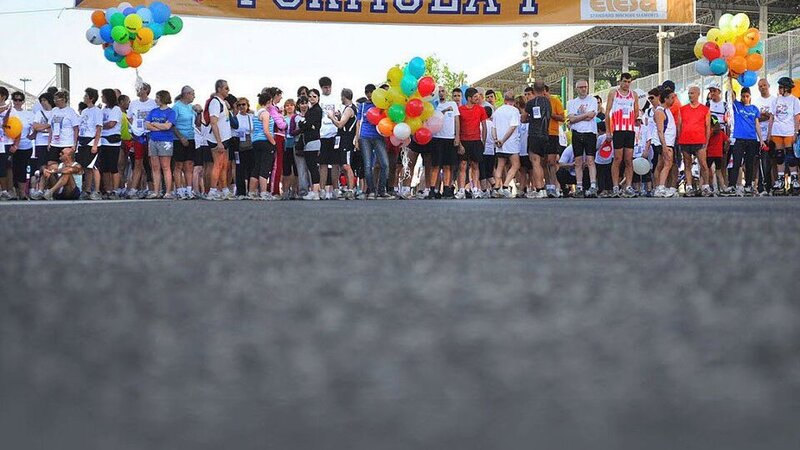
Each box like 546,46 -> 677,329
1,73 -> 798,201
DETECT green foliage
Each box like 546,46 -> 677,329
424,54 -> 468,94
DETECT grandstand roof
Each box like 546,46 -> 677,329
474,0 -> 800,92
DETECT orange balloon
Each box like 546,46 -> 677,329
734,42 -> 748,57
377,117 -> 395,137
728,56 -> 747,75
125,52 -> 142,68
792,80 -> 800,98
745,53 -> 763,71
91,10 -> 107,27
743,28 -> 760,48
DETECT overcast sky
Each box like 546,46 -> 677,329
0,0 -> 589,106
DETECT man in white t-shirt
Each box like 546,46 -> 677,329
430,86 -> 461,198
206,79 -> 233,200
768,77 -> 800,194
317,76 -> 342,196
752,78 -> 776,194
566,79 -> 599,198
491,91 -> 520,198
127,83 -> 157,196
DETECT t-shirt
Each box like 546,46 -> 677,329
101,106 -> 123,146
525,96 -> 551,137
319,93 -> 340,139
458,104 -> 487,141
78,105 -> 103,140
678,103 -> 709,145
595,134 -> 614,164
566,96 -> 598,134
559,145 -> 576,176
128,98 -> 157,137
10,109 -> 34,150
49,106 -> 80,148
707,131 -> 728,158
435,101 -> 460,139
145,107 -> 177,142
548,95 -> 565,136
731,101 -> 760,141
172,101 -> 195,140
483,119 -> 495,155
492,104 -> 520,154
33,109 -> 53,147
206,96 -> 232,144
357,102 -> 379,139
518,122 -> 529,156
235,113 -> 254,141
752,94 -> 776,138
769,95 -> 800,137
194,125 -> 207,147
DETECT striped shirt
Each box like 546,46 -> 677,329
610,89 -> 636,132
252,108 -> 274,142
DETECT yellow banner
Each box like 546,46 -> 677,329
75,0 -> 696,26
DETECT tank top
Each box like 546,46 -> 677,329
252,108 -> 274,143
610,89 -> 636,132
338,104 -> 357,149
660,106 -> 677,147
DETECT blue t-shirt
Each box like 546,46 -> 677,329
172,101 -> 195,140
732,101 -> 760,141
357,101 -> 379,139
252,110 -> 274,143
146,107 -> 177,142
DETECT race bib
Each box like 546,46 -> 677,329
52,120 -> 62,137
234,151 -> 240,165
622,106 -> 632,116
532,106 -> 542,119
334,136 -> 341,149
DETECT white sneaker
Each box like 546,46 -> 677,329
207,189 -> 223,201
472,189 -> 483,199
454,189 -> 466,199
163,193 -> 176,200
303,191 -> 320,201
500,188 -> 513,199
416,189 -> 429,200
42,189 -> 54,200
666,187 -> 677,198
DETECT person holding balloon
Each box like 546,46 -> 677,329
47,91 -> 80,175
7,92 -> 35,200
354,84 -> 389,200
722,81 -> 763,196
767,77 -> 800,195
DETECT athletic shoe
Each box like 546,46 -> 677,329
546,187 -> 557,198
416,189 -> 429,200
792,179 -> 800,195
720,186 -> 736,197
137,190 -> 149,200
248,191 -> 259,200
758,190 -> 770,197
225,191 -> 236,200
667,187 -> 678,198
622,186 -> 637,198
701,186 -> 713,197
683,186 -> 695,197
42,189 -> 54,201
163,193 -> 176,200
79,191 -> 90,200
653,186 -> 666,198
464,189 -> 473,199
500,188 -> 513,199
303,191 -> 320,201
345,190 -> 356,200
108,191 -> 120,200
356,192 -> 366,200
610,186 -> 621,198
30,190 -> 43,200
90,192 -> 103,201
743,186 -> 754,196
426,190 -> 437,200
472,189 -> 483,199
367,192 -> 377,200
574,189 -> 585,198
454,189 -> 466,199
586,187 -> 598,198
145,191 -> 160,199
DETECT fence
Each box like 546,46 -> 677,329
596,29 -> 800,103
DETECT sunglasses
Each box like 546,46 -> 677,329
648,96 -> 655,100
13,98 -> 24,102
237,103 -> 247,107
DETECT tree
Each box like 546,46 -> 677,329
423,54 -> 468,95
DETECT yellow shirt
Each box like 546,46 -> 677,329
548,95 -> 564,136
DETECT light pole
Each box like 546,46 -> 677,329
522,32 -> 540,86
19,78 -> 31,110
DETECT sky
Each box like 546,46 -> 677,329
0,0 -> 589,107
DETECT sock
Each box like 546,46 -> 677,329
591,182 -> 597,188
576,185 -> 584,191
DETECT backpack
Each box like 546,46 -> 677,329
202,96 -> 238,129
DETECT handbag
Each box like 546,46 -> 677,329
238,115 -> 253,151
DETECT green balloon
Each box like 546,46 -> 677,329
388,104 -> 406,123
116,58 -> 129,69
164,16 -> 183,35
111,25 -> 129,43
109,12 -> 125,28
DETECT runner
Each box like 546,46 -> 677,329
328,88 -> 357,199
42,148 -> 83,201
252,91 -> 277,200
545,84 -> 565,197
566,79 -> 598,198
265,87 -> 287,197
301,89 -> 323,200
724,85 -> 762,196
144,90 -> 176,199
479,106 -> 495,197
99,89 -> 123,199
524,80 -> 550,198
653,89 -> 678,198
767,77 -> 800,195
73,88 -> 102,199
318,77 -> 341,199
234,97 -> 255,199
678,86 -> 712,197
491,91 -> 521,199
172,86 -> 197,199
281,99 -> 300,200
429,86 -> 461,199
206,80 -> 233,201
516,95 -> 532,197
127,83 -> 157,199
605,72 -> 640,197
752,78 -> 776,195
455,87 -> 488,199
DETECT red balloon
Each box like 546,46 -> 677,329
417,76 -> 436,97
414,127 -> 432,145
405,99 -> 424,118
366,107 -> 385,125
702,42 -> 721,61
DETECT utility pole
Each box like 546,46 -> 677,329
522,32 -> 540,87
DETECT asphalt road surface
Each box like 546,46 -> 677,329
1,198 -> 799,450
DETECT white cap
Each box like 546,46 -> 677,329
707,82 -> 721,91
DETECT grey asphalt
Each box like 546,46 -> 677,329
1,198 -> 799,450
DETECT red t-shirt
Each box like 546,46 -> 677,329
707,130 -> 727,158
679,103 -> 709,145
458,104 -> 488,141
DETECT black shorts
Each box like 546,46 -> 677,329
33,145 -> 48,162
612,130 -> 635,149
432,137 -> 457,167
194,146 -> 211,167
547,135 -> 563,155
459,140 -> 484,163
479,154 -> 496,180
527,135 -> 549,157
409,141 -> 432,155
520,154 -> 533,170
98,145 -> 121,173
319,137 -> 342,165
706,156 -> 723,168
173,139 -> 195,163
47,146 -> 65,163
76,144 -> 96,169
652,144 -> 663,156
228,138 -> 239,161
571,132 -> 597,157
681,144 -> 703,155
54,186 -> 81,200
282,148 -> 296,177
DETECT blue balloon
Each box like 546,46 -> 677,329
710,58 -> 728,76
695,58 -> 713,76
123,7 -> 136,16
150,2 -> 172,23
407,56 -> 426,79
104,7 -> 120,23
738,70 -> 758,88
104,46 -> 124,63
400,74 -> 418,96
149,23 -> 164,40
138,8 -> 153,25
100,24 -> 113,43
460,84 -> 469,105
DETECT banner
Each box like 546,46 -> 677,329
75,1 -> 696,26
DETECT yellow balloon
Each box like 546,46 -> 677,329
694,41 -> 704,59
707,28 -> 721,44
132,40 -> 151,54
387,66 -> 403,86
406,117 -> 423,134
388,86 -> 406,105
372,87 -> 391,109
732,13 -> 750,35
420,101 -> 434,120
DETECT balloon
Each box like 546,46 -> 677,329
746,53 -> 763,71
366,107 -> 385,125
400,74 -> 418,96
109,12 -> 125,27
424,111 -> 444,134
710,58 -> 728,76
420,101 -> 434,120
100,24 -> 113,43
117,2 -> 132,10
125,52 -> 142,68
123,7 -> 136,16
734,41 -> 748,58
387,103 -> 406,123
405,98 -> 424,118
738,70 -> 758,88
393,122 -> 411,140
149,2 -> 172,23
164,16 -> 183,35
3,116 -> 22,140
693,39 -> 705,59
386,66 -> 403,85
718,42 -> 734,59
407,57 -> 426,79
718,13 -> 734,32
389,135 -> 403,146
86,27 -> 103,45
111,25 -> 129,43
748,41 -> 764,55
112,41 -> 131,56
124,14 -> 143,33
706,28 -> 721,44
136,27 -> 154,45
371,88 -> 391,109
702,42 -> 721,61
695,58 -> 713,76
632,157 -> 651,176
743,28 -> 760,48
792,80 -> 800,99
149,23 -> 164,39
387,86 -> 405,105
417,76 -> 436,97
377,117 -> 395,137
104,7 -> 120,23
414,127 -> 432,145
406,117 -> 423,134
91,10 -> 107,27
137,8 -> 152,26
728,56 -> 746,75
732,13 -> 750,34
131,40 -> 152,54
104,46 -> 124,62
116,58 -> 129,69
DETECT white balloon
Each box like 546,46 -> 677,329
86,27 -> 103,45
118,2 -> 133,11
632,157 -> 652,176
393,122 -> 411,140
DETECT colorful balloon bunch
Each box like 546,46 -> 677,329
85,2 -> 183,69
365,57 -> 441,146
693,13 -> 763,87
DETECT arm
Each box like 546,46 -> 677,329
454,117 -> 461,147
655,110 -> 667,149
481,120 -> 487,144
755,119 -> 763,143
551,100 -> 565,123
271,106 -> 287,132
92,124 -> 101,153
498,125 -> 517,147
605,92 -> 615,137
330,106 -> 354,129
72,126 -> 79,150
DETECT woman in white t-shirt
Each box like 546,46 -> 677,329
8,92 -> 35,199
47,91 -> 80,171
234,97 -> 255,199
98,89 -> 124,199
29,93 -> 55,198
